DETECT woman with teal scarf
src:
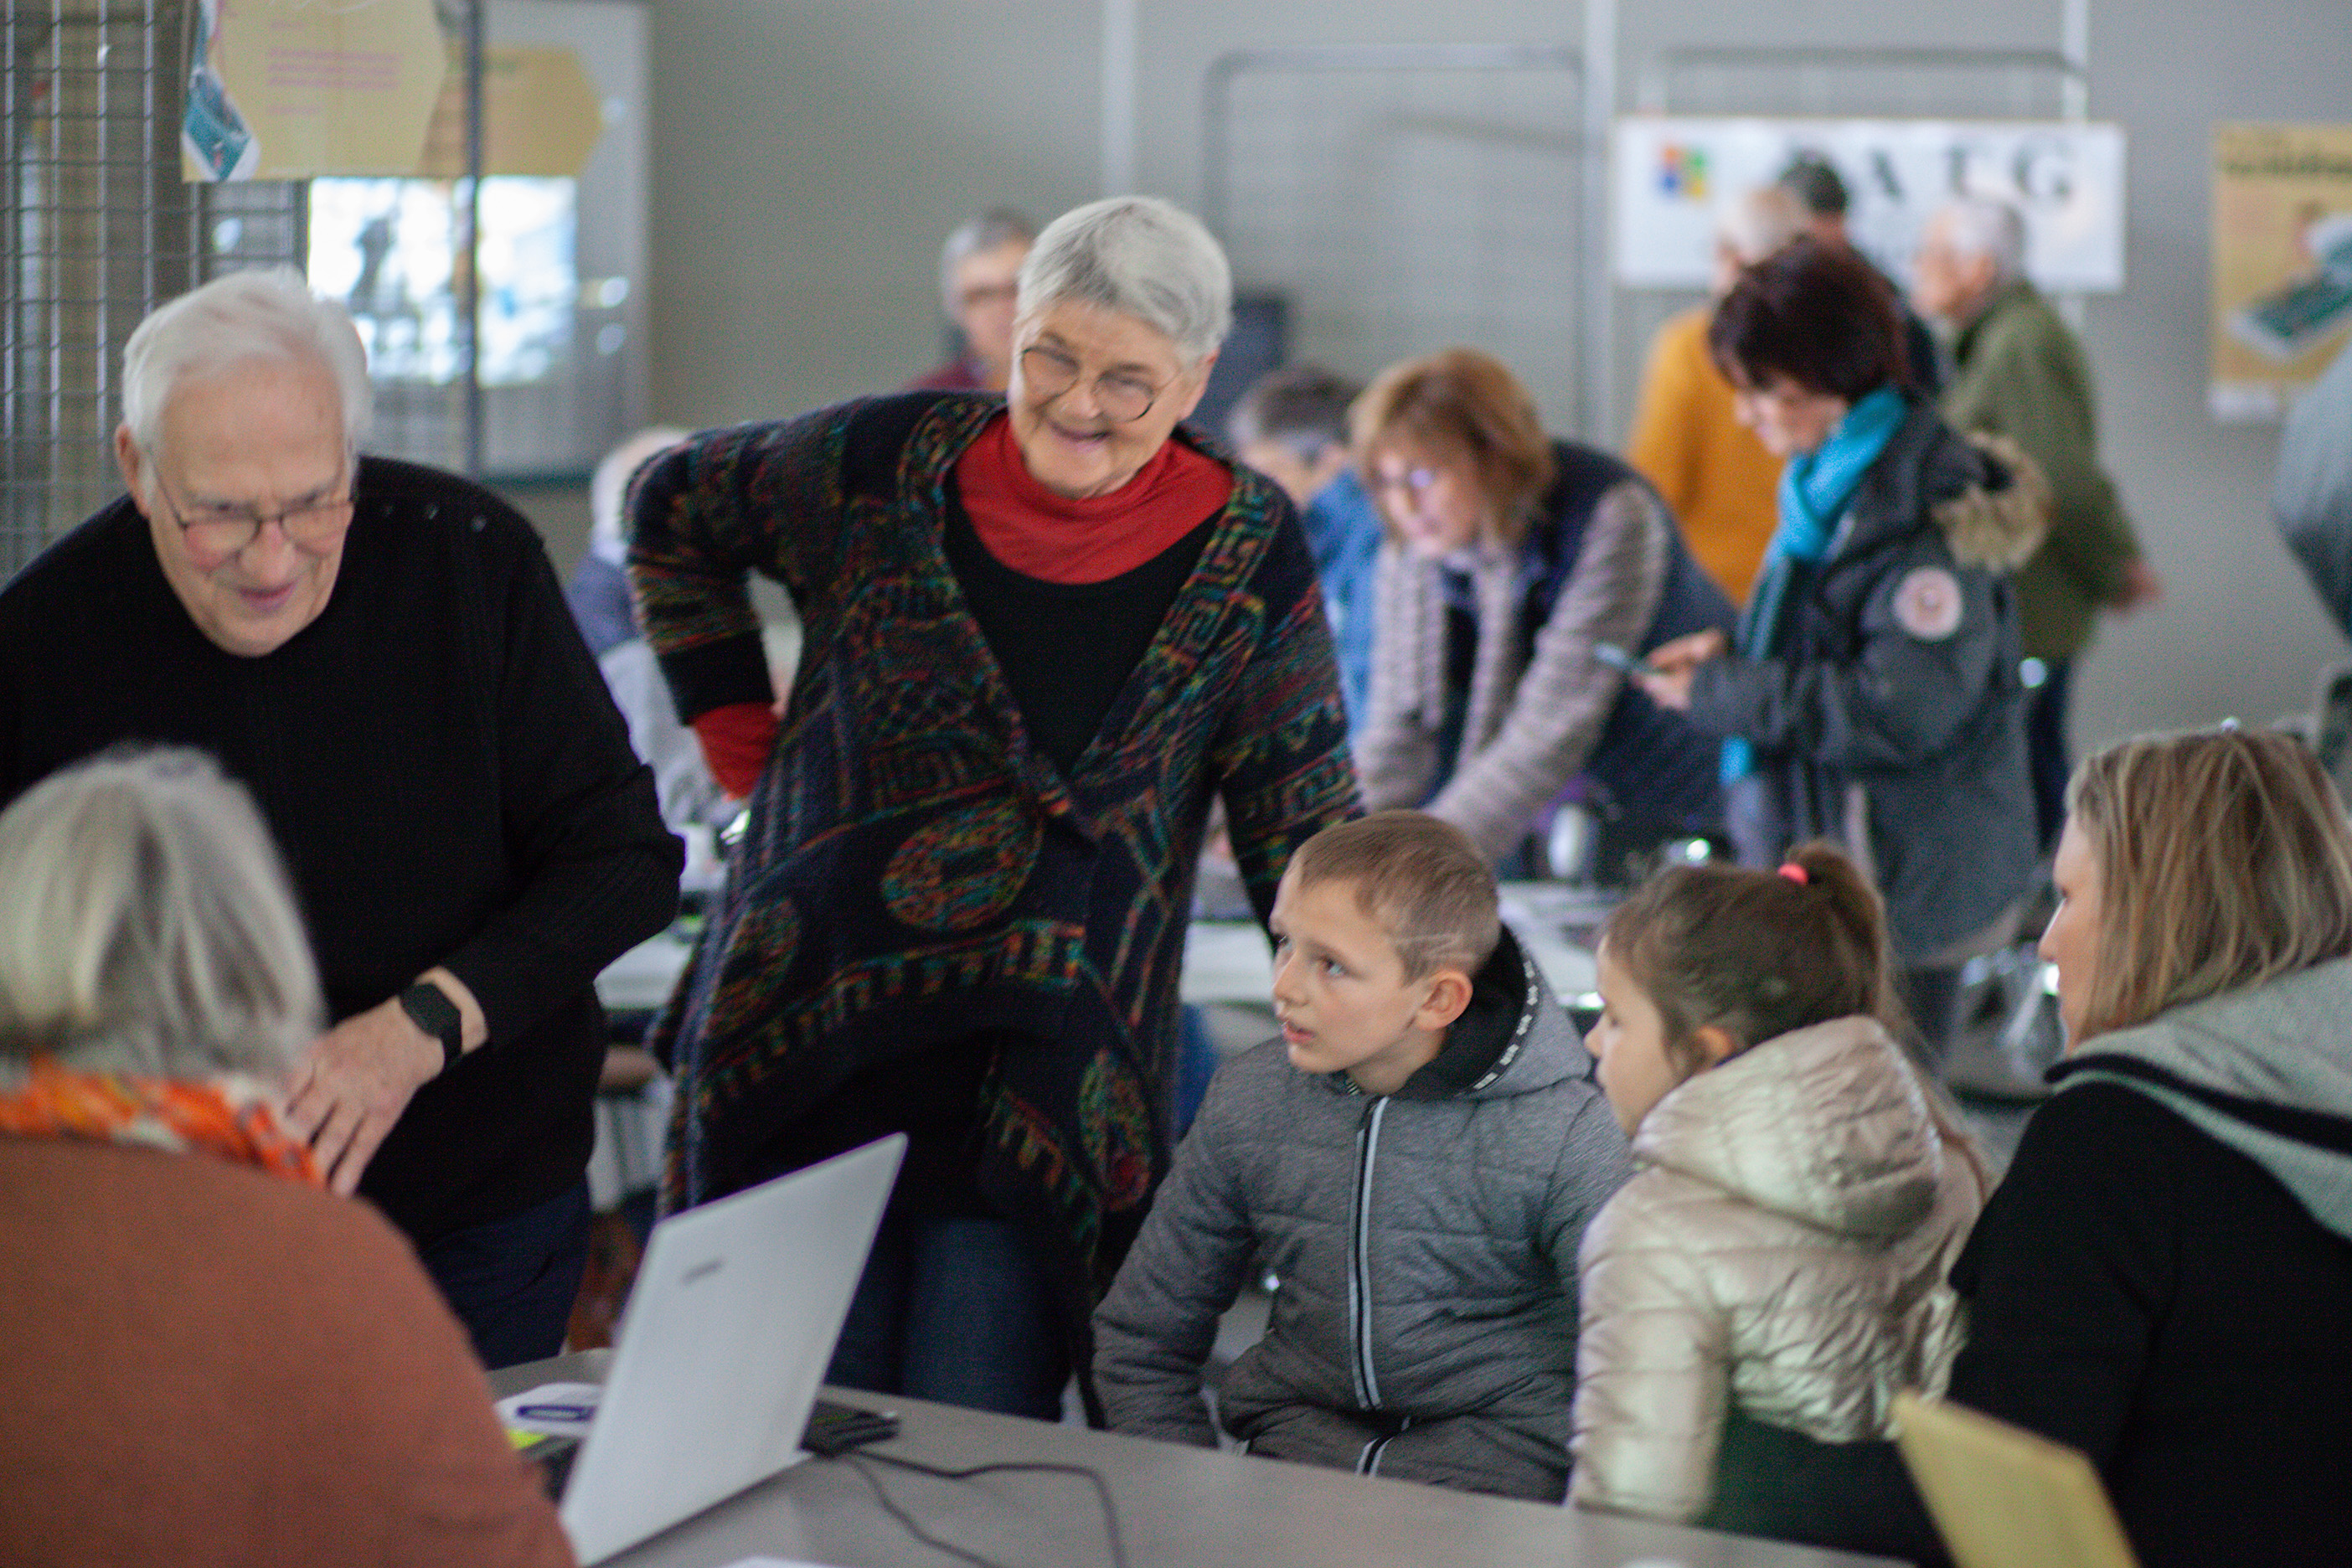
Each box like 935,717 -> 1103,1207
1638,240 -> 2048,1063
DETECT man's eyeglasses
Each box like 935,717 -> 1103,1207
148,462 -> 353,558
957,281 -> 1019,312
1018,344 -> 1168,426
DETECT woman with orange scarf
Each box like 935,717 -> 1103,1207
0,750 -> 571,1568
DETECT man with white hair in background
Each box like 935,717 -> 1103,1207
0,268 -> 681,1368
565,424 -> 735,836
907,208 -> 1034,392
1914,196 -> 2159,850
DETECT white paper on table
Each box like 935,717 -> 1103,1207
495,1381 -> 601,1436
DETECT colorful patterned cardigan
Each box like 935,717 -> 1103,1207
629,391 -> 1359,1313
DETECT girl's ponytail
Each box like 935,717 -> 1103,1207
1784,842 -> 1902,1034
1599,841 -> 1903,1070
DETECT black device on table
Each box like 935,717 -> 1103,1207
523,1398 -> 900,1498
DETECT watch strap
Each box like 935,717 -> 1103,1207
398,982 -> 464,1070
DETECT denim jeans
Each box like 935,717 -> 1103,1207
417,1179 -> 591,1370
826,1213 -> 1069,1421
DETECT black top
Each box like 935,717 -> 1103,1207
940,497 -> 1215,777
1707,1083 -> 2352,1568
0,458 -> 681,1246
1942,1082 -> 2352,1568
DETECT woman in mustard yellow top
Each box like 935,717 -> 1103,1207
1623,188 -> 1807,606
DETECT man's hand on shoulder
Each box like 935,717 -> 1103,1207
285,997 -> 446,1196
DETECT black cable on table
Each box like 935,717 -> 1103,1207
838,1450 -> 1132,1568
839,1454 -> 1005,1568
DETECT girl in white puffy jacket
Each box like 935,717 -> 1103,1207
1569,842 -> 1986,1532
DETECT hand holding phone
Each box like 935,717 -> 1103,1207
1593,642 -> 1662,678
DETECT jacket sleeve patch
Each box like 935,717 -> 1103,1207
1891,566 -> 1964,642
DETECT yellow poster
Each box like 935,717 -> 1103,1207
2211,123 -> 2352,420
414,44 -> 608,179
185,0 -> 448,181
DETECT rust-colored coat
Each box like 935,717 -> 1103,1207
0,1137 -> 572,1568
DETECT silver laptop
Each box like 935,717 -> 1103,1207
556,1134 -> 905,1565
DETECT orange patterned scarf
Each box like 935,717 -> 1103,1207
0,1059 -> 320,1184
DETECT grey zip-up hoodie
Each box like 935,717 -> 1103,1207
2052,956 -> 2352,1240
1092,928 -> 1634,1501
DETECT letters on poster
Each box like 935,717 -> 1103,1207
1613,116 -> 2126,296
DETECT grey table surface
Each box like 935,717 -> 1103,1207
492,1352 -> 1910,1568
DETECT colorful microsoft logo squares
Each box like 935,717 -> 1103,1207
1657,145 -> 1710,200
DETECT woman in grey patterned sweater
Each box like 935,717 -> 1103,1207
1349,348 -> 1733,868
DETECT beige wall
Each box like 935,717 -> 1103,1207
638,0 -> 2352,750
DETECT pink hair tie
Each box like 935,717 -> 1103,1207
1777,864 -> 1809,885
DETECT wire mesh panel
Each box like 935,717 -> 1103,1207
1203,46 -> 1586,436
2,0 -> 302,578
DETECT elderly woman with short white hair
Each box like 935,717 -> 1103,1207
0,749 -> 572,1567
631,195 -> 1358,1420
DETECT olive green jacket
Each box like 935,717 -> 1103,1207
1941,280 -> 2141,661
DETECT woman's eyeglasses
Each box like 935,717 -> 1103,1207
1369,464 -> 1442,499
1018,344 -> 1166,425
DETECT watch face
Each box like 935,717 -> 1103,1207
400,984 -> 462,1062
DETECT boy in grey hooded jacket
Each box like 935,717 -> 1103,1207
1093,812 -> 1632,1502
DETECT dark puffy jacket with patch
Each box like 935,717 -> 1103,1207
1686,397 -> 2048,960
1092,930 -> 1633,1502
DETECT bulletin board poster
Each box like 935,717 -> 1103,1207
2210,124 -> 2352,422
1612,117 -> 2126,295
415,44 -> 609,179
182,0 -> 447,181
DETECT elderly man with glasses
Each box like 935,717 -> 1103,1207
0,268 -> 680,1369
907,208 -> 1034,394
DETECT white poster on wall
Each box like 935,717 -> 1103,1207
1613,117 -> 2128,293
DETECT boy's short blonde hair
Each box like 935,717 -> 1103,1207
1287,812 -> 1501,981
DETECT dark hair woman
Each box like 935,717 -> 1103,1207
1634,238 -> 2048,1061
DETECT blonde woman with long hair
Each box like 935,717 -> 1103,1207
1809,727 -> 2352,1567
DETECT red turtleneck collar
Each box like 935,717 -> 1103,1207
954,412 -> 1231,584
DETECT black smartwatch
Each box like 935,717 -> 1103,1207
398,981 -> 464,1072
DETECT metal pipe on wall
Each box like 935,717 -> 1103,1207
1581,0 -> 1617,444
1101,0 -> 1137,197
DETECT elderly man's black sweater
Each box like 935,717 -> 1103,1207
0,457 -> 681,1246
